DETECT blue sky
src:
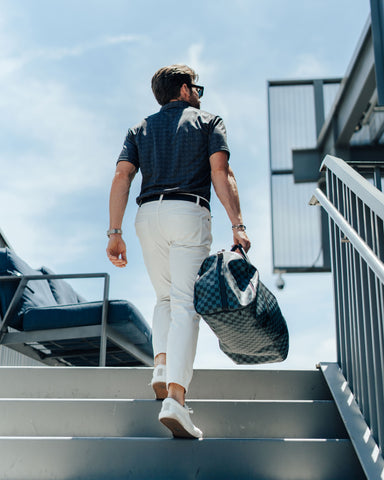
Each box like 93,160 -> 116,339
0,0 -> 370,369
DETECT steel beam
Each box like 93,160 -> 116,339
317,20 -> 376,152
370,0 -> 384,106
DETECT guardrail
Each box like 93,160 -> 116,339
312,154 -> 384,454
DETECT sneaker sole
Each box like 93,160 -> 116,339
152,381 -> 167,400
159,416 -> 199,439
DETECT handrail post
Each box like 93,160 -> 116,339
98,273 -> 110,367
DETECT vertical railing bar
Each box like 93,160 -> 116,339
360,257 -> 374,429
327,170 -> 343,364
364,197 -> 380,436
378,282 -> 384,451
361,203 -> 380,445
347,187 -> 361,405
376,215 -> 384,263
331,221 -> 342,364
374,213 -> 384,451
372,213 -> 384,450
367,267 -> 380,444
362,201 -> 381,443
355,197 -> 370,422
365,204 -> 373,250
374,276 -> 384,451
332,172 -> 345,366
345,183 -> 355,388
336,177 -> 346,372
341,182 -> 352,385
351,192 -> 365,413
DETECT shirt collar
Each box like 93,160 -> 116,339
161,100 -> 191,111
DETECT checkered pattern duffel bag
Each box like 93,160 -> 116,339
193,245 -> 289,364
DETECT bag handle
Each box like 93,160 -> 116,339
231,244 -> 251,264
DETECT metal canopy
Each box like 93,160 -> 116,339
268,13 -> 384,274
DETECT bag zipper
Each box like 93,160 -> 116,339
217,252 -> 228,309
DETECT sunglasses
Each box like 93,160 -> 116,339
190,84 -> 204,98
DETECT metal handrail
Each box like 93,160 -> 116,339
313,154 -> 384,464
313,187 -> 384,283
320,155 -> 384,216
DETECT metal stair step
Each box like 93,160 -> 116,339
0,367 -> 331,400
0,399 -> 347,439
0,437 -> 365,480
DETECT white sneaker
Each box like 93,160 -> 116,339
159,398 -> 203,439
151,364 -> 167,400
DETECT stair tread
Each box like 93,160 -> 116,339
0,367 -> 332,400
0,367 -> 366,479
0,437 -> 365,480
0,398 -> 347,438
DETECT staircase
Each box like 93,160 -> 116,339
0,366 -> 365,479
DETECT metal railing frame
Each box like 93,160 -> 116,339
0,272 -> 110,366
312,154 -> 384,454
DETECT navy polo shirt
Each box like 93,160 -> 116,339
117,101 -> 230,204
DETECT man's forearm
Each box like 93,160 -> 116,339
211,166 -> 244,226
109,166 -> 135,229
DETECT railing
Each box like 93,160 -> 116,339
312,154 -> 384,454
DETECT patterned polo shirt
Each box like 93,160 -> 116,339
117,100 -> 230,204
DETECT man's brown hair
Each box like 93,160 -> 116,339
151,64 -> 198,106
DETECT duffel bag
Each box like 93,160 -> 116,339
193,245 -> 289,364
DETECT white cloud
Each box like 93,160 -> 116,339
185,43 -> 218,84
0,34 -> 148,77
0,73 -> 117,266
291,53 -> 330,78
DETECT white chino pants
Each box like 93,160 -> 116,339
135,198 -> 212,392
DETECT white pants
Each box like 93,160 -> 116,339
135,198 -> 212,392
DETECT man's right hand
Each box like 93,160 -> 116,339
106,235 -> 127,267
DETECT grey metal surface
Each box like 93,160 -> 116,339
313,187 -> 384,283
0,398 -> 346,439
318,19 -> 376,151
0,367 -> 332,400
320,154 -> 384,217
321,362 -> 384,480
0,366 -> 366,479
0,271 -> 153,367
0,437 -> 365,480
0,272 -> 111,367
314,154 -> 384,460
268,79 -> 340,273
370,0 -> 384,106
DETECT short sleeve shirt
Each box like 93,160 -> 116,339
117,101 -> 230,204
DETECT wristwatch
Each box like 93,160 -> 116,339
107,229 -> 123,238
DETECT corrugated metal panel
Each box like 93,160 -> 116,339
271,175 -> 322,268
268,80 -> 340,272
269,85 -> 317,171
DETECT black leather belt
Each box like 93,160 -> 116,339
139,193 -> 210,211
